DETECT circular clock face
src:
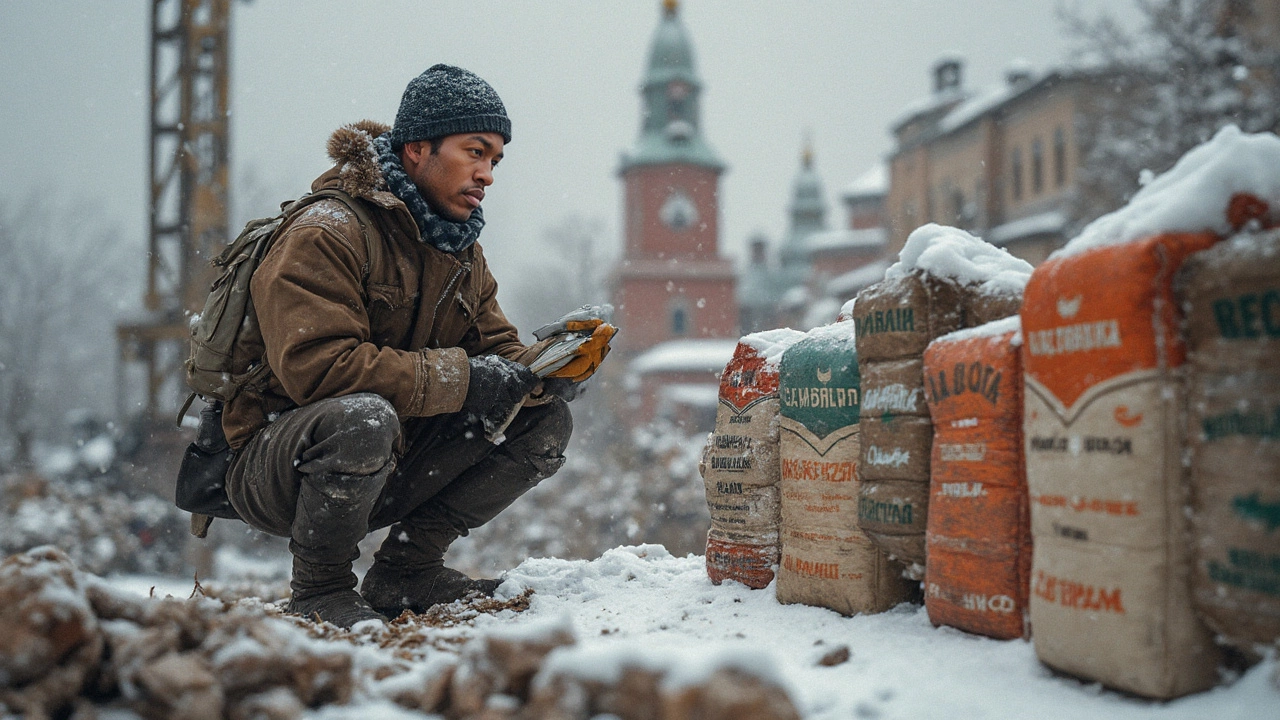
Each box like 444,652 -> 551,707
660,190 -> 698,230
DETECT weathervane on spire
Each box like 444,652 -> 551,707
663,0 -> 679,17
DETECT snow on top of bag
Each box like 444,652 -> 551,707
740,328 -> 807,369
1059,125 -> 1280,258
885,223 -> 1032,296
795,318 -> 857,353
935,315 -> 1023,346
838,297 -> 856,321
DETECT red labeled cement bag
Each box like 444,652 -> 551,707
856,224 -> 1031,572
777,322 -> 913,615
702,329 -> 806,589
923,317 -> 1031,640
1177,229 -> 1280,650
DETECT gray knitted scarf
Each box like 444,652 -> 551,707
373,133 -> 484,253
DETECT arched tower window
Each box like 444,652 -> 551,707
669,298 -> 690,336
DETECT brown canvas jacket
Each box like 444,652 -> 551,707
223,120 -> 539,449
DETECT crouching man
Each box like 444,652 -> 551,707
216,65 -> 581,627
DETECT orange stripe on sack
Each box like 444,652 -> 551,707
1021,233 -> 1219,410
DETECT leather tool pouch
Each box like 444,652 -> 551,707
176,401 -> 241,536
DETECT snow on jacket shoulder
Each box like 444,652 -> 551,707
222,120 -> 531,449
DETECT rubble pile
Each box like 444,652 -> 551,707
0,547 -> 800,720
0,471 -> 187,576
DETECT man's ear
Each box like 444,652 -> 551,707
401,140 -> 425,168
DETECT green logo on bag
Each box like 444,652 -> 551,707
1233,492 -> 1280,532
779,337 -> 859,439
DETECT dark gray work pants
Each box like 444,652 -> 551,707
224,393 -> 572,540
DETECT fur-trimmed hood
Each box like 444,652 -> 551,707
322,120 -> 392,200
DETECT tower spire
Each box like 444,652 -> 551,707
663,0 -> 678,17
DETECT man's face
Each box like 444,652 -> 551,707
401,132 -> 505,223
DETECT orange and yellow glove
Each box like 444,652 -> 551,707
544,322 -> 617,383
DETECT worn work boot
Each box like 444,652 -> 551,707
286,469 -> 390,628
363,400 -> 572,616
360,503 -> 501,616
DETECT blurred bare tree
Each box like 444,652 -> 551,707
0,193 -> 138,469
501,214 -> 609,338
1066,0 -> 1280,224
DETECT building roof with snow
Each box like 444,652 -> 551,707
842,163 -> 888,200
628,338 -> 738,376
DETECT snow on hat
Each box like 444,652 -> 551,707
390,64 -> 512,148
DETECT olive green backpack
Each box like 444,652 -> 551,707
182,188 -> 382,412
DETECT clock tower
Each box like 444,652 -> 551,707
612,0 -> 738,355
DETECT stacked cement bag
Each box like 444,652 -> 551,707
854,224 -> 1031,574
702,329 -> 806,589
923,316 -> 1031,640
1177,228 -> 1280,651
1018,126 -> 1280,698
776,321 -> 914,615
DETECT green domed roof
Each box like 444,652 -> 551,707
791,148 -> 826,216
620,0 -> 725,173
779,144 -> 828,284
646,0 -> 697,86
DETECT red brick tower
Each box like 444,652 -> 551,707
612,0 -> 738,356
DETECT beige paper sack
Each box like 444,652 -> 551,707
702,330 -> 804,589
1177,229 -> 1280,649
1022,233 -> 1222,699
777,323 -> 913,615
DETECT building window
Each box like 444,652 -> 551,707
1032,138 -> 1044,195
1011,147 -> 1023,202
670,301 -> 689,336
1054,127 -> 1067,187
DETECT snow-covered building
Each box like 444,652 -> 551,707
739,145 -> 889,334
886,58 -> 1110,266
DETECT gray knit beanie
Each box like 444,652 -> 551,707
389,64 -> 512,148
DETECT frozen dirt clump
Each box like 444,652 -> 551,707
1,547 -> 801,720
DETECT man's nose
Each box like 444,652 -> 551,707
475,163 -> 493,186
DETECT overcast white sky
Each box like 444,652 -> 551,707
0,1 -> 1136,310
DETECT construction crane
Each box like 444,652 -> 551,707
116,0 -> 232,427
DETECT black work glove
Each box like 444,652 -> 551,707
538,377 -> 583,403
462,355 -> 540,432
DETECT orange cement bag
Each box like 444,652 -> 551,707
1022,233 -> 1223,698
923,317 -> 1031,640
702,329 -> 806,589
1177,229 -> 1280,649
777,322 -> 914,615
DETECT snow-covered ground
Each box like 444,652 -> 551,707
111,544 -> 1277,720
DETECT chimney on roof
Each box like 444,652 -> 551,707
749,235 -> 768,266
1005,58 -> 1033,87
934,58 -> 963,94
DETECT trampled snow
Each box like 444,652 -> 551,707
1059,125 -> 1280,257
886,223 -> 1033,297
100,544 -> 1277,719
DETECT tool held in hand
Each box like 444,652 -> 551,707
484,305 -> 618,443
